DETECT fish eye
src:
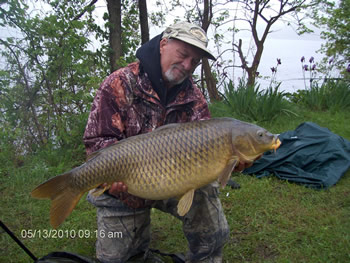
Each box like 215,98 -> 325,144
257,130 -> 264,137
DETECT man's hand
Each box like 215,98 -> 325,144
108,182 -> 128,194
233,161 -> 251,172
233,155 -> 262,172
107,182 -> 153,209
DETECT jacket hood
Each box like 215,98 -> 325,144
136,33 -> 191,106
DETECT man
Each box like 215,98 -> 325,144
83,21 -> 244,263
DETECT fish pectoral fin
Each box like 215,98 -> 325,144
90,184 -> 111,197
177,189 -> 195,217
218,158 -> 239,188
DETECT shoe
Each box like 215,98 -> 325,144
227,179 -> 241,189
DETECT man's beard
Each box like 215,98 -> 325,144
164,64 -> 189,86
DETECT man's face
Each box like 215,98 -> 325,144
160,38 -> 203,87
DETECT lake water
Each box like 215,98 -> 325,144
222,37 -> 329,93
255,38 -> 326,93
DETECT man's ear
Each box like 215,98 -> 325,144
159,38 -> 168,54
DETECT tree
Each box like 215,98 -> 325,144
155,0 -> 320,98
233,0 -> 317,86
163,0 -> 222,101
138,0 -> 149,44
157,0 -> 319,96
199,0 -> 221,101
103,0 -> 143,71
106,0 -> 122,72
311,0 -> 350,74
0,0 -> 104,153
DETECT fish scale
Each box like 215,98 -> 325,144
31,117 -> 281,228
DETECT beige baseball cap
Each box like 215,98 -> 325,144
162,21 -> 216,60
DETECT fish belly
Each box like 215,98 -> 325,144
109,120 -> 233,200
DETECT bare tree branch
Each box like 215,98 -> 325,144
73,0 -> 98,21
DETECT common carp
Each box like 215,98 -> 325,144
31,117 -> 281,228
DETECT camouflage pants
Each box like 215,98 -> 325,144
87,182 -> 229,263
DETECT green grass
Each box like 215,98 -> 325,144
220,173 -> 350,262
1,108 -> 350,262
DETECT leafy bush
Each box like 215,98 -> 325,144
287,80 -> 350,111
210,80 -> 296,123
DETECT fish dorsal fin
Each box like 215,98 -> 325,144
86,150 -> 101,161
177,189 -> 195,216
86,141 -> 122,161
218,158 -> 239,188
155,123 -> 181,132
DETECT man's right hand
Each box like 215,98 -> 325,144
106,182 -> 153,209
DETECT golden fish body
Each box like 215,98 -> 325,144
31,118 -> 281,228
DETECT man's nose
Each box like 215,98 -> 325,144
181,58 -> 193,71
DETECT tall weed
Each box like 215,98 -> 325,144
289,80 -> 350,111
211,80 -> 295,123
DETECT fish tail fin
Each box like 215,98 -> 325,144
31,172 -> 83,228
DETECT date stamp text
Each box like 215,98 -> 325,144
20,229 -> 123,239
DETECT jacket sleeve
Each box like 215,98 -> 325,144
190,85 -> 211,122
83,72 -> 127,156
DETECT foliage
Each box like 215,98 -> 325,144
120,0 -> 141,64
286,55 -> 350,112
0,0 -> 165,158
0,0 -> 105,154
311,0 -> 350,74
99,0 -> 165,69
210,80 -> 296,123
287,80 -> 350,111
1,0 -> 343,159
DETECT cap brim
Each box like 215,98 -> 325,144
171,37 -> 216,61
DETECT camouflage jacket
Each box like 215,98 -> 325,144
83,61 -> 210,154
83,34 -> 210,207
83,33 -> 210,155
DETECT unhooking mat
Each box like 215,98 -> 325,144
243,122 -> 350,189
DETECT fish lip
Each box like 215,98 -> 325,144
271,137 -> 282,151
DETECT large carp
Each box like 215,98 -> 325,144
31,118 -> 281,228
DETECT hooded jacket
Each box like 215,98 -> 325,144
83,34 -> 210,155
136,33 -> 193,106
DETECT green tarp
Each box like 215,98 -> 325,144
244,122 -> 350,189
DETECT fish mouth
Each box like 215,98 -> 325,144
271,137 -> 282,152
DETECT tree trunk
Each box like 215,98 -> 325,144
106,0 -> 122,73
202,58 -> 220,101
234,0 -> 309,87
247,42 -> 264,86
138,0 -> 149,44
200,0 -> 220,101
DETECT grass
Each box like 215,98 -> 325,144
1,107 -> 350,262
149,172 -> 350,262
220,174 -> 350,262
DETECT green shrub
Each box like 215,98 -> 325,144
210,80 -> 296,123
288,80 -> 350,111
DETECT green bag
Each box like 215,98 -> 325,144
244,122 -> 350,189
